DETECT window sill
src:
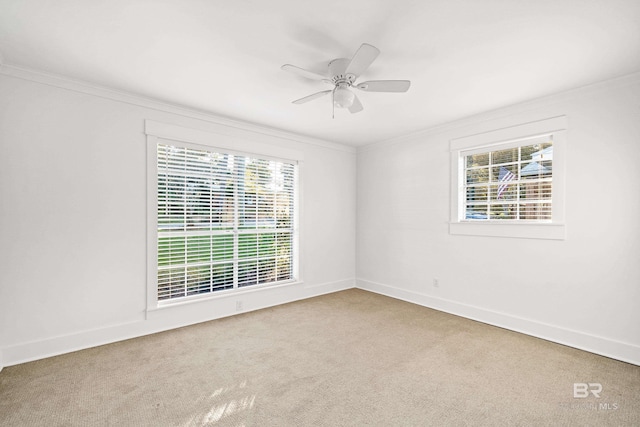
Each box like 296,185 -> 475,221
449,221 -> 566,240
147,279 -> 303,314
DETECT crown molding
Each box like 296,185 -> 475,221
359,70 -> 640,152
0,62 -> 356,154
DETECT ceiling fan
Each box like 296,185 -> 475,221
281,43 -> 410,116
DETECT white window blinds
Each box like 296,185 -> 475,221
462,136 -> 553,221
156,143 -> 296,302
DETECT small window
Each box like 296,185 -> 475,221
450,116 -> 566,240
463,136 -> 553,221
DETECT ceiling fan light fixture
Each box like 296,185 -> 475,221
333,86 -> 355,108
282,43 -> 411,115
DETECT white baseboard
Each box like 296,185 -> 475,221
0,278 -> 355,368
356,278 -> 640,366
5,277 -> 635,370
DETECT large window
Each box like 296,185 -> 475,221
450,116 -> 566,240
154,141 -> 297,303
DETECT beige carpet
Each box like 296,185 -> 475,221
1,289 -> 638,426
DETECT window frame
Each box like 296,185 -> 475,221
449,116 -> 567,240
146,121 -> 302,312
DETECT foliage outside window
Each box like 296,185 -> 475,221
156,143 -> 296,302
463,137 -> 553,221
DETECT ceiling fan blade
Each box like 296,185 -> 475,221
348,94 -> 363,114
355,80 -> 411,92
292,90 -> 332,104
281,64 -> 327,81
345,43 -> 380,78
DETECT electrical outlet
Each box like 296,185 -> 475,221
236,300 -> 243,312
433,278 -> 439,288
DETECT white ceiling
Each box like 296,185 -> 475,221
1,0 -> 639,146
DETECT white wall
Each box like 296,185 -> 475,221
357,73 -> 640,365
0,69 -> 356,367
2,67 -> 638,368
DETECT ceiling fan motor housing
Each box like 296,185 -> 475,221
328,58 -> 356,85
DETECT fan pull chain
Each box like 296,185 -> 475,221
332,87 -> 336,119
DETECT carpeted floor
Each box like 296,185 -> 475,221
1,289 -> 638,426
